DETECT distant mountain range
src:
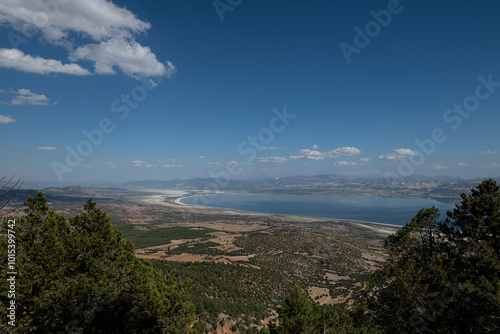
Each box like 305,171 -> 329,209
121,174 -> 496,189
120,174 -> 500,202
10,175 -> 498,205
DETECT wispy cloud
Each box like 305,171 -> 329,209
481,149 -> 499,155
290,146 -> 362,160
258,156 -> 288,163
328,147 -> 361,157
335,161 -> 358,166
132,160 -> 146,167
431,163 -> 449,170
37,146 -> 56,150
1,88 -> 54,106
163,164 -> 184,168
70,42 -> 176,79
132,160 -> 157,167
99,162 -> 117,168
379,148 -> 418,160
0,115 -> 15,124
458,162 -> 468,167
290,149 -> 325,160
0,48 -> 90,75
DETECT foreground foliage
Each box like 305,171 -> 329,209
0,192 -> 195,333
268,283 -> 366,334
357,179 -> 500,333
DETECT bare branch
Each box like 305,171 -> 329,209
0,175 -> 25,217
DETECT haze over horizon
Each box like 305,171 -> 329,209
1,0 -> 500,184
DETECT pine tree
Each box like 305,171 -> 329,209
359,179 -> 500,333
441,178 -> 500,332
275,283 -> 315,333
0,193 -> 195,333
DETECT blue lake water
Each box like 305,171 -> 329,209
180,193 -> 457,226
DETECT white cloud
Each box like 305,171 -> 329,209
432,163 -> 449,170
100,162 -> 117,168
486,162 -> 500,168
0,115 -> 15,124
458,162 -> 468,167
132,160 -> 157,167
83,164 -> 93,168
263,146 -> 280,150
312,144 -> 319,149
327,147 -> 361,157
199,155 -> 206,159
394,148 -> 416,156
163,164 -> 184,168
132,160 -> 145,166
290,149 -> 325,160
258,156 -> 288,163
290,146 -> 361,160
1,88 -> 53,106
334,161 -> 358,166
37,146 -> 56,150
0,0 -> 151,42
379,148 -> 418,160
0,48 -> 90,75
481,149 -> 499,155
0,0 -> 173,79
70,40 -> 176,79
360,158 -> 370,162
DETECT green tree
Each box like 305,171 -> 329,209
275,283 -> 315,333
272,283 -> 366,334
440,178 -> 500,332
359,179 -> 500,333
0,193 -> 195,333
358,207 -> 452,333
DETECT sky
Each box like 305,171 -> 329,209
0,0 -> 500,185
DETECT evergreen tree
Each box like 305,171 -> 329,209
359,179 -> 500,333
0,193 -> 195,333
440,178 -> 500,332
272,283 -> 366,334
275,283 -> 315,333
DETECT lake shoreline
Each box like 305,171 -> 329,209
173,191 -> 455,227
132,189 -> 401,235
157,192 -> 401,236
175,194 -> 401,228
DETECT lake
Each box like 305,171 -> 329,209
180,193 -> 457,226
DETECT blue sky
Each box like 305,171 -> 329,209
0,0 -> 499,185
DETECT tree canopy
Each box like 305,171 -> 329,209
0,192 -> 195,333
358,179 -> 500,333
269,282 -> 365,334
